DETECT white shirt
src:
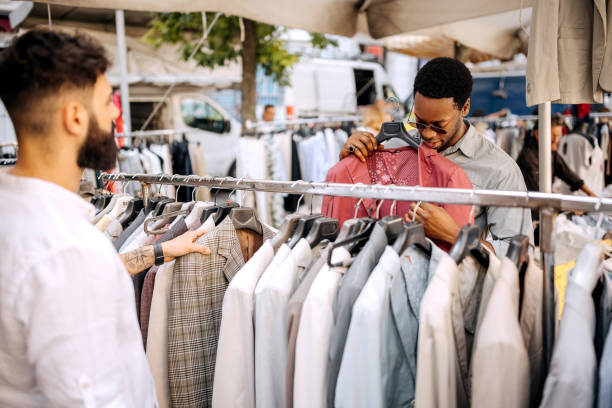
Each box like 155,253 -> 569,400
0,172 -> 157,407
212,241 -> 275,408
335,246 -> 401,408
294,247 -> 351,408
556,133 -> 605,196
254,239 -> 313,408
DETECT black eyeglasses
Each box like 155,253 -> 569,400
406,121 -> 448,135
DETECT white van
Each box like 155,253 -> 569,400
129,85 -> 241,177
285,58 -> 400,117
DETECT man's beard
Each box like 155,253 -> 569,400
77,115 -> 118,171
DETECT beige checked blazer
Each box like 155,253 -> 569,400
167,216 -> 275,408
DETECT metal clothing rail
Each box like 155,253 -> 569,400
99,172 -> 612,212
244,115 -> 362,131
99,171 -> 611,381
116,129 -> 196,140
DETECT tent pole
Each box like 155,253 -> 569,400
115,10 -> 132,136
538,101 -> 554,380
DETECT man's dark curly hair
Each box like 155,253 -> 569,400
0,29 -> 110,135
413,57 -> 473,110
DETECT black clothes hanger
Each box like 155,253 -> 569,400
376,121 -> 421,149
200,205 -> 219,224
392,221 -> 432,255
334,218 -> 362,243
507,234 -> 530,316
327,218 -> 376,266
304,217 -> 339,248
118,198 -> 144,228
449,225 -> 489,267
154,199 -> 175,217
229,207 -> 264,235
377,216 -> 403,243
213,202 -> 240,225
270,214 -> 302,251
145,196 -> 162,214
287,214 -> 323,249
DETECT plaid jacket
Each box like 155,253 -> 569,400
168,216 -> 275,407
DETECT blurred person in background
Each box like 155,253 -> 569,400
516,113 -> 597,197
262,104 -> 276,122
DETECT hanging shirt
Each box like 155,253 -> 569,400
556,133 -> 605,196
334,246 -> 401,408
293,247 -> 351,408
322,143 -> 473,251
254,239 -> 313,408
212,241 -> 276,408
471,257 -> 529,408
0,172 -> 157,407
415,252 -> 469,408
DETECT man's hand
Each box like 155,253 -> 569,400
161,229 -> 211,262
407,202 -> 461,245
339,131 -> 383,162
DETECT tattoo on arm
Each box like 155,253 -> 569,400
120,246 -> 155,276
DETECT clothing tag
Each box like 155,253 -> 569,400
404,255 -> 414,264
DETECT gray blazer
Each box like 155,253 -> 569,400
326,224 -> 388,408
540,280 -> 597,408
383,242 -> 443,407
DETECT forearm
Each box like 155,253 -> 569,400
120,245 -> 156,276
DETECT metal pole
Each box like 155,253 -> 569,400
538,101 -> 554,384
538,102 -> 552,193
115,10 -> 131,135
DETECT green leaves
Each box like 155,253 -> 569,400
143,12 -> 336,86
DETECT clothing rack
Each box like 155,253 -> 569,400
99,171 -> 612,380
244,115 -> 362,131
116,129 -> 191,140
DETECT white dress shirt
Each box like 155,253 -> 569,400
294,247 -> 351,408
254,239 -> 313,408
147,215 -> 215,408
335,246 -> 401,408
0,172 -> 157,407
212,241 -> 276,408
415,252 -> 468,408
471,257 -> 529,408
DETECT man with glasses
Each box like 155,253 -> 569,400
340,57 -> 533,255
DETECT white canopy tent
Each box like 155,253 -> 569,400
42,0 -> 534,39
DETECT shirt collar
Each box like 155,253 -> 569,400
440,122 -> 480,159
0,171 -> 97,221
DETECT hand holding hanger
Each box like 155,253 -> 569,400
407,202 -> 461,245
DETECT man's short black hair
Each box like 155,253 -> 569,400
0,29 -> 110,135
264,104 -> 275,111
413,57 -> 473,109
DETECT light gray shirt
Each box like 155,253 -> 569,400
439,124 -> 533,255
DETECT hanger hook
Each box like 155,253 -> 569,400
228,177 -> 245,203
412,201 -> 422,223
376,199 -> 385,219
296,194 -> 305,212
390,200 -> 398,217
354,198 -> 364,219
